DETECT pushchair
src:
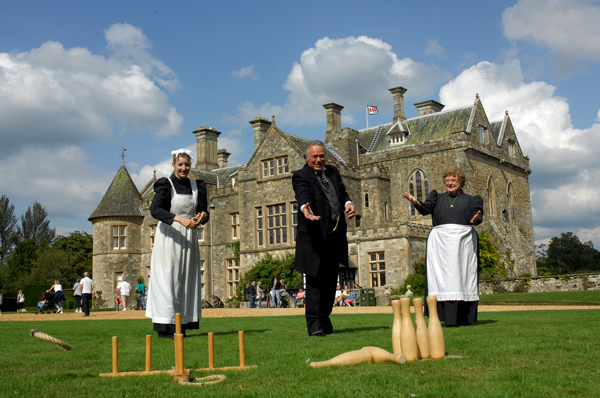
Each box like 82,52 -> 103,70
37,292 -> 55,314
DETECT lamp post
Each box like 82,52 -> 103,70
209,202 -> 216,297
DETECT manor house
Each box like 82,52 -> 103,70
89,85 -> 536,303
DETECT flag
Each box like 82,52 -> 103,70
367,105 -> 378,115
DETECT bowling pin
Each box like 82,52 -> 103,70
426,295 -> 445,360
391,299 -> 402,355
309,349 -> 373,368
361,346 -> 406,364
413,298 -> 430,360
400,297 -> 418,362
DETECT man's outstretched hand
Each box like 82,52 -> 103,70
345,203 -> 355,218
303,203 -> 321,221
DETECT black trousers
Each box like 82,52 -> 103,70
82,293 -> 92,316
305,232 -> 341,336
75,295 -> 82,309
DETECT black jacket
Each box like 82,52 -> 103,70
292,163 -> 351,277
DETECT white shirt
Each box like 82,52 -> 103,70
118,281 -> 132,296
81,277 -> 94,294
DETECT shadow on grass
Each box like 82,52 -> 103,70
187,329 -> 271,338
337,326 -> 388,333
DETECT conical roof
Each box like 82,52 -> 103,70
88,163 -> 144,221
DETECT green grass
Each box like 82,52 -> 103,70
478,290 -> 600,305
2,307 -> 600,397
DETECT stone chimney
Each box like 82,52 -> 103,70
323,103 -> 344,144
217,148 -> 231,169
193,126 -> 221,171
414,100 -> 445,116
389,86 -> 407,124
249,116 -> 272,151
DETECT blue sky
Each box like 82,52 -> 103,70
2,0 -> 600,246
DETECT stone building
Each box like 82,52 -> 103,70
89,85 -> 536,303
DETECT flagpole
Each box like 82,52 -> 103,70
366,103 -> 368,129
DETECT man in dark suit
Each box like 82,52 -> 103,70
292,140 -> 355,336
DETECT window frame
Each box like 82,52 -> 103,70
368,252 -> 386,288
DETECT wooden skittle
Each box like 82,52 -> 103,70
426,295 -> 445,360
400,297 -> 418,362
309,349 -> 373,368
361,347 -> 406,364
391,299 -> 402,355
413,298 -> 430,360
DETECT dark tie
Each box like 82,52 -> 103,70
319,174 -> 331,194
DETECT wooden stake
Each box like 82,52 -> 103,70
208,332 -> 215,369
175,333 -> 184,374
145,335 -> 152,372
175,313 -> 182,335
112,336 -> 118,374
238,331 -> 245,367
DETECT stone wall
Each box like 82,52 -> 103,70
479,274 -> 600,294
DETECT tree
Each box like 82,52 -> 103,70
19,201 -> 56,245
238,251 -> 302,299
4,239 -> 39,296
544,232 -> 600,274
0,195 -> 19,263
52,231 -> 93,278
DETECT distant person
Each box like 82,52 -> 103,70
17,290 -> 25,313
117,278 -> 132,311
72,279 -> 82,313
47,280 -> 66,314
333,285 -> 343,307
136,278 -> 147,310
248,281 -> 257,308
81,272 -> 94,317
255,282 -> 264,308
294,288 -> 306,307
115,297 -> 120,311
268,273 -> 281,308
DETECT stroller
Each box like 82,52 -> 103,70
36,292 -> 55,314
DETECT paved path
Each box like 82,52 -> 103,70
1,303 -> 599,322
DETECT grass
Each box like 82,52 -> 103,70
1,292 -> 600,397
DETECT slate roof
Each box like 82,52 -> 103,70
282,132 -> 345,163
489,120 -> 503,144
358,105 -> 473,154
89,164 -> 144,220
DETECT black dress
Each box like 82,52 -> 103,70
416,189 -> 484,326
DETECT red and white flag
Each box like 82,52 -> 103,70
367,105 -> 378,115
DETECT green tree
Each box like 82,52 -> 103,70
19,201 -> 55,245
4,239 -> 39,295
238,252 -> 302,299
479,231 -> 507,278
544,232 -> 600,274
52,231 -> 93,277
0,195 -> 19,263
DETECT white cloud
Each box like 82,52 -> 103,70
0,23 -> 182,153
502,0 -> 600,68
424,39 -> 445,57
232,65 -> 259,81
439,59 -> 600,245
225,36 -> 449,127
0,146 -> 114,221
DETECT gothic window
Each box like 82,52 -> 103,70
487,177 -> 497,217
479,126 -> 489,145
355,215 -> 362,228
508,140 -> 516,157
390,133 -> 407,145
384,202 -> 389,220
508,183 -> 516,223
112,226 -> 126,249
369,252 -> 386,287
408,170 -> 430,216
365,193 -> 370,208
227,259 -> 239,298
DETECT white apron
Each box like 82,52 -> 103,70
426,224 -> 479,302
146,178 -> 202,325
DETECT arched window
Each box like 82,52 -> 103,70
384,202 -> 389,220
408,170 -> 430,216
507,183 -> 516,223
365,192 -> 370,208
487,176 -> 496,217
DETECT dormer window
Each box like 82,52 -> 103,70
508,140 -> 515,157
478,126 -> 489,145
390,133 -> 407,145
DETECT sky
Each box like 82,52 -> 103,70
1,0 -> 600,247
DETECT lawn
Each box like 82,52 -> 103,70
478,289 -> 600,305
2,304 -> 599,398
